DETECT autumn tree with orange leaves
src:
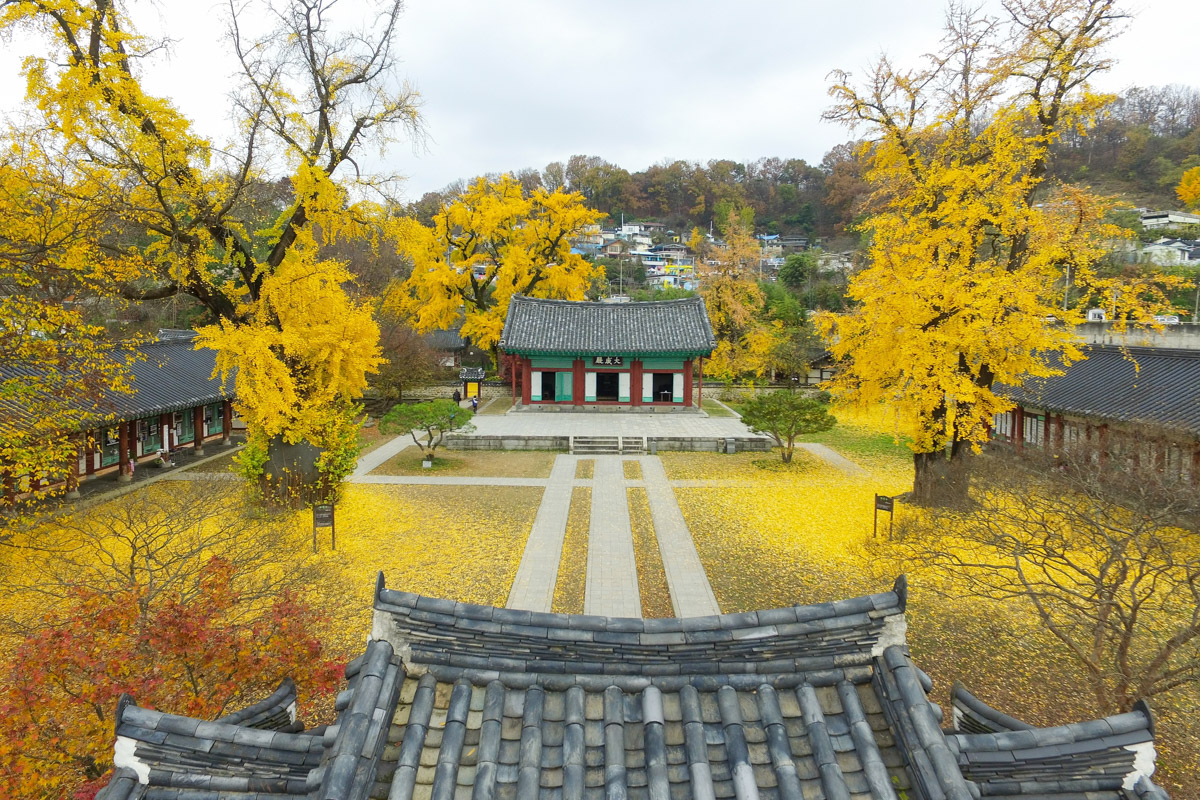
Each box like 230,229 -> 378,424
820,0 -> 1185,505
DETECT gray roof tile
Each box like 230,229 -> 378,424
999,345 -> 1200,438
0,330 -> 235,436
499,296 -> 717,356
94,576 -> 1171,800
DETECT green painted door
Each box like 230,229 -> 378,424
555,371 -> 573,402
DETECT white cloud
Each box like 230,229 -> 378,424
2,0 -> 1196,199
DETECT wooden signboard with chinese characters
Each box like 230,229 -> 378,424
313,503 -> 335,552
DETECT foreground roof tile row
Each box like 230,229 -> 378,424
97,575 -> 1168,800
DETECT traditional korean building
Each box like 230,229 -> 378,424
95,574 -> 1171,800
499,296 -> 716,409
0,329 -> 235,498
994,345 -> 1200,479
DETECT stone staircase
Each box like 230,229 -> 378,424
569,435 -> 646,455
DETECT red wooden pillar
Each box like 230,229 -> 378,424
221,400 -> 233,444
1042,414 -> 1051,452
698,357 -> 704,407
1098,424 -> 1109,468
631,360 -> 643,407
683,358 -> 694,407
1,468 -> 14,504
1153,439 -> 1166,472
85,432 -> 96,476
160,412 -> 173,452
118,421 -> 132,482
65,438 -> 81,498
1191,445 -> 1200,486
1013,406 -> 1025,452
1053,415 -> 1064,453
510,355 -> 517,406
521,358 -> 532,406
193,406 -> 206,454
573,359 -> 584,407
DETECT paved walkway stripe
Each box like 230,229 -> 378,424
584,456 -> 642,617
506,455 -> 577,612
638,457 -> 722,617
352,434 -> 414,478
354,475 -> 552,487
796,442 -> 867,475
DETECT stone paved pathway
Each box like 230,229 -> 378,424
344,439 -> 864,618
584,456 -> 641,617
638,457 -> 721,617
351,434 -> 413,479
796,442 -> 867,475
505,455 -> 577,612
467,412 -> 770,439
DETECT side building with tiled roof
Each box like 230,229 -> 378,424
499,296 -> 717,409
993,345 -> 1200,479
94,574 -> 1171,800
0,329 -> 235,500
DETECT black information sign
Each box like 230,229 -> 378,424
592,356 -> 623,366
313,504 -> 335,552
873,494 -> 895,539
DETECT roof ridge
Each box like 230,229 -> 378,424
1084,343 -> 1200,360
510,294 -> 703,307
371,574 -> 907,677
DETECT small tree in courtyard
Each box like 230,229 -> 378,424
739,391 -> 836,463
380,400 -> 474,463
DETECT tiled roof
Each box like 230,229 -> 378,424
0,330 -> 234,436
499,296 -> 717,357
948,685 -> 1166,800
93,575 -> 1170,800
999,345 -> 1200,438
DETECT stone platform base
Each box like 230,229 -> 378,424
510,403 -> 705,415
445,435 -> 770,453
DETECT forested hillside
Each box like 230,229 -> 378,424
405,84 -> 1199,239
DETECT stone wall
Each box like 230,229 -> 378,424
445,435 -> 771,453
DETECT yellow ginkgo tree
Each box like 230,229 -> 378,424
820,0 -> 1185,506
0,0 -> 422,501
691,207 -> 778,381
388,175 -> 601,361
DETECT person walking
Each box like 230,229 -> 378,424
452,389 -> 462,404
470,395 -> 479,412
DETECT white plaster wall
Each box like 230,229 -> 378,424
618,372 -> 631,401
531,370 -> 542,401
672,373 -> 684,402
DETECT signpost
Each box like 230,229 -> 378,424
313,503 -> 335,552
873,494 -> 895,539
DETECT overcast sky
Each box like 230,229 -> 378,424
2,0 -> 1197,200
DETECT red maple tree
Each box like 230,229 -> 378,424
0,558 -> 344,799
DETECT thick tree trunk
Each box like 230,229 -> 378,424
911,443 -> 972,508
262,437 -> 328,508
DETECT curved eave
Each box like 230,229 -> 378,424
371,573 -> 908,681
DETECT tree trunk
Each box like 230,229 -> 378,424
262,436 -> 327,508
911,444 -> 972,507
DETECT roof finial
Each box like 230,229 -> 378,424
892,574 -> 908,611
